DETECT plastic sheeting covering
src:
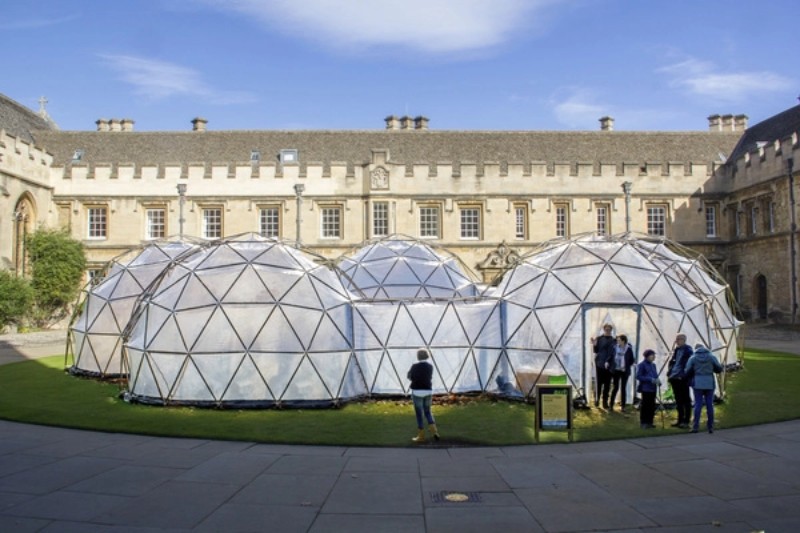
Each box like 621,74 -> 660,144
68,239 -> 199,377
114,233 -> 740,407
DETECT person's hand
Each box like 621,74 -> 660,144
590,336 -> 596,344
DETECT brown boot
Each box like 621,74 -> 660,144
428,423 -> 440,441
412,429 -> 426,443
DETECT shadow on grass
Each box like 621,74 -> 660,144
0,351 -> 797,446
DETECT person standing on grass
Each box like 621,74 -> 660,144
667,333 -> 693,429
590,323 -> 616,409
636,349 -> 659,429
609,334 -> 635,412
407,348 -> 439,443
685,343 -> 723,434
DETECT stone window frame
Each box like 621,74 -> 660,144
372,201 -> 390,238
201,205 -> 224,239
458,203 -> 482,240
704,203 -> 718,238
144,205 -> 167,240
554,202 -> 570,238
319,204 -> 343,240
595,202 -> 611,236
86,204 -> 109,240
418,203 -> 442,240
258,204 -> 281,238
514,203 -> 528,240
646,203 -> 668,237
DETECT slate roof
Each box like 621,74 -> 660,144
30,129 -> 740,168
728,104 -> 800,162
0,93 -> 56,144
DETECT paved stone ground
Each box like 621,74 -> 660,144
0,328 -> 798,531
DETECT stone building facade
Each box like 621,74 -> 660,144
1,92 -> 798,321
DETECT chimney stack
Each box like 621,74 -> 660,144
384,115 -> 400,130
400,116 -> 414,130
95,119 -> 109,132
721,114 -> 734,132
120,118 -> 135,132
707,114 -> 722,132
599,116 -> 614,131
191,117 -> 208,132
108,118 -> 121,132
414,116 -> 429,130
734,114 -> 748,131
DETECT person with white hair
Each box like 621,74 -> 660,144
685,343 -> 723,433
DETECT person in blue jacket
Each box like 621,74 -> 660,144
685,343 -> 723,433
609,334 -> 635,412
636,349 -> 659,429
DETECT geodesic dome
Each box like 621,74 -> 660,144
338,235 -> 479,299
493,233 -> 741,400
68,239 -> 200,377
123,234 -> 365,407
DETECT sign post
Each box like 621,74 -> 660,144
534,384 -> 574,442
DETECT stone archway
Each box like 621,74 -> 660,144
13,194 -> 36,276
754,274 -> 768,320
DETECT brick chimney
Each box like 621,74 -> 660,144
599,116 -> 614,131
414,116 -> 429,130
191,117 -> 208,132
95,119 -> 109,132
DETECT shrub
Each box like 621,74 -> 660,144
0,271 -> 34,328
25,228 -> 86,326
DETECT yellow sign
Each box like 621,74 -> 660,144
540,389 -> 568,428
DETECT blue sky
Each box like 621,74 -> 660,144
3,0 -> 797,132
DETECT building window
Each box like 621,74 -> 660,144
750,205 -> 758,235
280,149 -> 298,164
555,204 -> 569,238
202,208 -> 223,239
372,202 -> 389,237
460,206 -> 481,240
87,207 -> 107,239
734,210 -> 743,237
250,150 -> 261,163
419,206 -> 440,239
596,204 -> 609,236
259,207 -> 280,238
321,206 -> 342,239
768,201 -> 776,233
145,208 -> 166,240
514,205 -> 527,239
705,205 -> 717,238
72,149 -> 84,162
647,205 -> 667,236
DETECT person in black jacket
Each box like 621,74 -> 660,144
591,323 -> 615,409
609,334 -> 635,412
407,348 -> 439,443
667,333 -> 693,428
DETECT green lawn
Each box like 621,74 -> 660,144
0,350 -> 796,446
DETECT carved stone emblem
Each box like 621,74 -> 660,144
370,167 -> 389,190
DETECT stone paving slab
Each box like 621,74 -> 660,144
308,513 -> 425,533
231,473 -> 337,507
194,502 -> 318,533
321,472 -> 422,515
425,506 -> 544,533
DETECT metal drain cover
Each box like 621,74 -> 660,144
430,491 -> 482,503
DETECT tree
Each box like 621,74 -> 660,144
25,228 -> 86,326
0,271 -> 34,328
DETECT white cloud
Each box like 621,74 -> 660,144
0,15 -> 79,30
99,54 -> 256,104
551,89 -> 606,129
659,57 -> 793,102
195,0 -> 559,53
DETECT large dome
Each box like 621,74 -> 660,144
492,233 -> 740,398
124,234 -> 364,407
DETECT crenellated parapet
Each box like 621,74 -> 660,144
727,130 -> 799,188
0,128 -> 53,185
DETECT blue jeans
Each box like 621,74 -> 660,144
692,388 -> 715,430
412,394 -> 435,429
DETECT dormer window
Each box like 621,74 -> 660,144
72,149 -> 84,162
280,149 -> 298,164
250,150 -> 260,162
